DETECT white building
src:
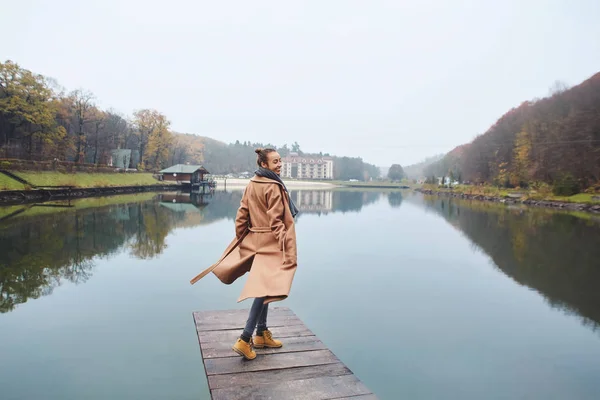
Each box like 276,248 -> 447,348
281,153 -> 334,180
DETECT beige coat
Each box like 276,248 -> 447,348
190,176 -> 298,304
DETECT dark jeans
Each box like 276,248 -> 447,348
241,297 -> 268,341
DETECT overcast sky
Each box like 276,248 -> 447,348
2,0 -> 599,166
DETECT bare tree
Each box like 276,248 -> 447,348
70,89 -> 96,163
548,80 -> 569,96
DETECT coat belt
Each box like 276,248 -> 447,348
249,226 -> 271,233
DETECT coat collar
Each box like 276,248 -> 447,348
250,175 -> 284,188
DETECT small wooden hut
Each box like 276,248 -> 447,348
159,164 -> 209,184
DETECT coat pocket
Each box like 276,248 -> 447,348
281,231 -> 287,263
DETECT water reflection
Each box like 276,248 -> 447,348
387,191 -> 403,208
415,194 -> 600,331
0,189 -> 385,313
292,189 -> 383,216
0,193 -> 215,313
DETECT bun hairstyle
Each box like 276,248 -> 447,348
255,147 -> 276,167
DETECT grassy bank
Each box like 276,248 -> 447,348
418,184 -> 600,205
0,171 -> 172,190
0,175 -> 26,190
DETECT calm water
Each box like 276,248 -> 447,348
1,189 -> 600,400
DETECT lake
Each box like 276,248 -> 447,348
1,189 -> 600,400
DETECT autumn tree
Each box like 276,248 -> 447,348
103,111 -> 130,151
69,89 -> 96,163
86,109 -> 111,164
0,60 -> 67,159
510,129 -> 532,187
169,132 -> 205,165
132,109 -> 156,169
144,112 -> 173,171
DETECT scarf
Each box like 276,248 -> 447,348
255,167 -> 299,218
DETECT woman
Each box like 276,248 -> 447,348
190,148 -> 299,360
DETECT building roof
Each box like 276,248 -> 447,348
159,164 -> 209,174
282,156 -> 333,163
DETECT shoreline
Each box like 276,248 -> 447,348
215,178 -> 410,190
415,188 -> 600,214
2,181 -> 599,214
215,178 -> 340,189
0,184 -> 180,206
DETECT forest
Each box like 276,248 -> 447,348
0,60 -> 186,170
423,72 -> 600,194
0,60 -> 379,180
198,137 -> 381,180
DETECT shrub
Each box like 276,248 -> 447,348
552,174 -> 580,196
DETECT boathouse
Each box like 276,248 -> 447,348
159,164 -> 209,184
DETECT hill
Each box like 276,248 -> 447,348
403,154 -> 445,179
424,71 -> 600,193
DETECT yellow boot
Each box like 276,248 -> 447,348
232,338 -> 256,360
254,329 -> 283,348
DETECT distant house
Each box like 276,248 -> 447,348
159,164 -> 210,184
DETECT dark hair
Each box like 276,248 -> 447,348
255,147 -> 277,167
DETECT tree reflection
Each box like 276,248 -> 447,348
129,202 -> 171,259
418,196 -> 600,331
0,192 -> 215,313
331,191 -> 381,213
387,192 -> 403,208
0,189 -> 384,313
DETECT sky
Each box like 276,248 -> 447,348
2,0 -> 599,167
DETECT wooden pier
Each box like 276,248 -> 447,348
192,306 -> 377,400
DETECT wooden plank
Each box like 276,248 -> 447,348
198,324 -> 314,343
211,375 -> 373,400
202,335 -> 327,359
193,308 -> 378,399
205,349 -> 339,375
207,362 -> 352,390
195,315 -> 304,332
